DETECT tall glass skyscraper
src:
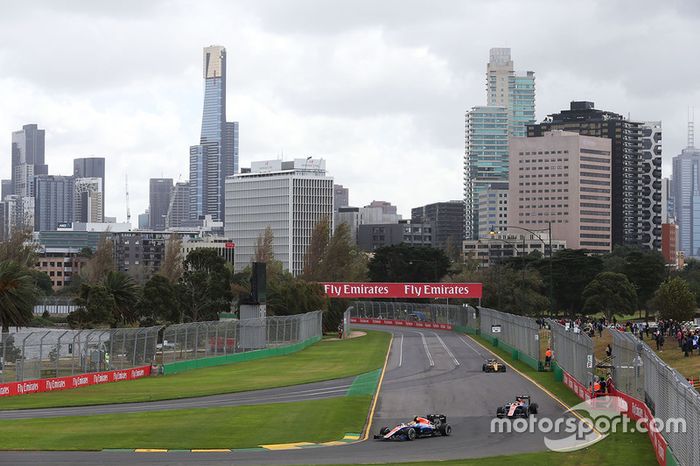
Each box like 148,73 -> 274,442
464,49 -> 535,239
190,46 -> 239,222
672,124 -> 700,257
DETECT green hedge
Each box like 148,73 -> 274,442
162,336 -> 322,375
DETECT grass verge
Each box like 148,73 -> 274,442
0,396 -> 371,450
0,330 -> 390,410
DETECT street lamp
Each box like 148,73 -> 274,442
490,221 -> 554,315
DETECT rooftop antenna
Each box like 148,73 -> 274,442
125,174 -> 131,224
689,107 -> 695,149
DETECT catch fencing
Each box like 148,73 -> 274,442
607,329 -> 645,400
548,319 -> 594,386
351,301 -> 469,327
159,311 -> 323,365
0,327 -> 161,383
479,307 -> 540,369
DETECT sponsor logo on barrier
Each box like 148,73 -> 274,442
0,386 -> 9,396
20,382 -> 39,393
321,282 -> 482,299
45,379 -> 66,390
131,368 -> 145,378
73,376 -> 89,387
113,371 -> 128,381
348,317 -> 453,331
93,373 -> 109,384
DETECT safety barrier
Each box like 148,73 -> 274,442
162,335 -> 321,375
480,307 -> 540,370
349,317 -> 452,330
352,301 -> 468,327
548,319 -> 594,387
0,365 -> 151,398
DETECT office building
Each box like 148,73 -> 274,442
149,178 -> 173,231
34,175 -> 75,232
359,201 -> 402,224
357,220 -> 433,251
1,180 -> 12,199
464,106 -> 509,239
11,124 -> 48,198
138,210 -> 150,230
73,157 -> 105,219
333,184 -> 349,212
528,101 -> 653,249
672,123 -> 700,257
661,177 -> 674,224
335,207 -> 360,243
463,232 -> 566,268
34,251 -> 88,291
476,182 -> 509,239
508,130 -> 612,253
487,48 -> 536,138
224,158 -> 333,275
411,200 -> 465,249
181,236 -> 236,265
189,46 -> 239,222
166,181 -> 191,229
74,177 -> 104,223
661,223 -> 678,266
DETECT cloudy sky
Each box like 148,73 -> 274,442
1,0 -> 699,221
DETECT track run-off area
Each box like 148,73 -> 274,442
0,325 -> 590,465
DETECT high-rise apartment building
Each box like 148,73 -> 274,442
672,123 -> 700,257
464,106 -> 509,239
333,184 -> 349,212
1,180 -> 12,200
224,159 -> 333,276
640,122 -> 662,249
166,181 -> 191,229
190,46 -> 239,222
477,182 -> 509,239
486,48 -> 536,138
508,130 -> 612,253
528,101 -> 655,249
73,177 -> 104,223
411,201 -> 465,249
149,178 -> 173,231
34,175 -> 75,232
73,157 -> 105,219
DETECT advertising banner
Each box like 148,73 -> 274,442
321,282 -> 482,299
349,317 -> 453,330
0,365 -> 151,398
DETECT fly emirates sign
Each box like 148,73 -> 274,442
320,282 -> 482,299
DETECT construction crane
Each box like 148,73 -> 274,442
125,174 -> 131,224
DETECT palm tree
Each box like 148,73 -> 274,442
0,261 -> 38,333
103,271 -> 139,325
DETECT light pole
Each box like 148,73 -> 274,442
490,221 -> 553,315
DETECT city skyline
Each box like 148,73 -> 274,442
0,0 -> 698,221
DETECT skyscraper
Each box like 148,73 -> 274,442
1,180 -> 12,200
640,122 -> 662,250
672,121 -> 700,257
333,184 -> 349,212
34,175 -> 74,231
74,157 -> 106,219
73,177 -> 104,223
12,124 -> 48,198
411,201 -> 465,250
149,178 -> 173,231
528,101 -> 655,249
189,45 -> 239,222
166,181 -> 191,229
486,48 -> 536,138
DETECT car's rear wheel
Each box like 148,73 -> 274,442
496,407 -> 505,418
406,428 -> 416,441
482,364 -> 487,372
379,427 -> 390,436
530,403 -> 538,414
440,424 -> 452,436
500,366 -> 506,372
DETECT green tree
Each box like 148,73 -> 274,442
103,271 -> 140,325
582,272 -> 638,321
540,249 -> 603,316
267,274 -> 327,316
603,246 -> 666,312
81,234 -> 114,283
650,277 -> 696,322
0,261 -> 38,333
322,223 -> 367,281
368,244 -> 450,282
139,274 -> 179,323
254,226 -> 275,263
302,217 -> 331,280
179,249 -> 232,322
159,234 -> 183,283
30,269 -> 53,296
0,230 -> 38,267
71,284 -> 115,328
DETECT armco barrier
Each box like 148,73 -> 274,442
161,336 -> 321,375
349,317 -> 452,331
560,367 -> 669,466
0,365 -> 151,398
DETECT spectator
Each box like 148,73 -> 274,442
658,333 -> 665,352
606,344 -> 612,358
683,337 -> 691,358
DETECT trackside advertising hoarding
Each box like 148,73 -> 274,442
0,365 -> 151,398
349,317 -> 453,330
320,282 -> 482,299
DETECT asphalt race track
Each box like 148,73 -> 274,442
0,325 -> 580,465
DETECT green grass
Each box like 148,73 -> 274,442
0,330 -> 390,410
0,396 -> 371,450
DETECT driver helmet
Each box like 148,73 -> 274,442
414,416 -> 420,422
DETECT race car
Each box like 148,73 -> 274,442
482,358 -> 506,372
496,395 -> 538,418
374,414 -> 452,440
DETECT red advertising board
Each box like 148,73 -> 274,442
0,365 -> 151,398
321,282 -> 482,299
349,317 -> 453,330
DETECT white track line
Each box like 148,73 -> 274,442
458,335 -> 486,358
432,332 -> 460,366
414,331 -> 434,367
399,333 -> 404,367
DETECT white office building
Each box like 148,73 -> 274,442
225,158 -> 333,275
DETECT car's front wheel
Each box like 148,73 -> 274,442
379,427 -> 390,436
406,428 -> 416,441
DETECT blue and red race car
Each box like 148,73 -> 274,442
374,414 -> 452,440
